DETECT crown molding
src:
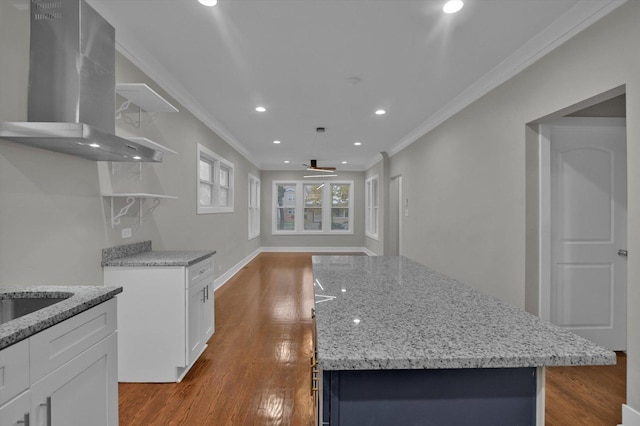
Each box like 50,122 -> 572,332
387,0 -> 627,158
108,0 -> 625,169
113,29 -> 262,170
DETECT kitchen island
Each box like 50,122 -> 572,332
311,255 -> 615,425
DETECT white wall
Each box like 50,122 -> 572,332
387,1 -> 640,414
260,170 -> 365,249
0,0 -> 261,286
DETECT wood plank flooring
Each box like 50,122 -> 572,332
545,352 -> 626,425
119,252 -> 626,425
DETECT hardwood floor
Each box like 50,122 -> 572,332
119,252 -> 316,425
545,352 -> 626,426
119,252 -> 626,425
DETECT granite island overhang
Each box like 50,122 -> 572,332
311,255 -> 616,425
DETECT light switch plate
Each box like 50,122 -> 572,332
122,228 -> 132,239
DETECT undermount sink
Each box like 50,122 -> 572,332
0,296 -> 70,325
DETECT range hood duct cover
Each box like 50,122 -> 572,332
0,0 -> 163,162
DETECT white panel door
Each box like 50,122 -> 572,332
550,118 -> 626,350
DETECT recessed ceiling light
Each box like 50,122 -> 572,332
273,140 -> 281,144
198,0 -> 218,6
354,142 -> 362,146
133,156 -> 142,160
255,106 -> 266,112
443,0 -> 463,14
284,160 -> 290,164
342,161 -> 348,164
89,143 -> 100,148
375,109 -> 386,115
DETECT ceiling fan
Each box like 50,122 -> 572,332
304,159 -> 336,173
303,127 -> 338,177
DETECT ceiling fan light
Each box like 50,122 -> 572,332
304,174 -> 338,178
306,167 -> 335,173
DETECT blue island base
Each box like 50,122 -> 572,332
322,367 -> 538,426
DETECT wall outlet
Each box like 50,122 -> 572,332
122,228 -> 132,239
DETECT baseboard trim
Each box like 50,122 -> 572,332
620,405 -> 640,426
214,247 -> 375,292
261,246 -> 372,254
213,248 -> 261,291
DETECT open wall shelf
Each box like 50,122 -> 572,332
116,83 -> 179,113
102,193 -> 178,228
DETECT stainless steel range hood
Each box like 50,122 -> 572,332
0,0 -> 163,162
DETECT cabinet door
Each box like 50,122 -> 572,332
0,391 -> 30,426
187,282 -> 206,365
30,333 -> 117,426
202,278 -> 215,342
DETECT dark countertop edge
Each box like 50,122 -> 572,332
101,250 -> 216,267
0,286 -> 123,350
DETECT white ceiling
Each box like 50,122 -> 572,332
87,0 -> 623,171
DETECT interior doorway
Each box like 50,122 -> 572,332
535,90 -> 627,351
389,175 -> 403,256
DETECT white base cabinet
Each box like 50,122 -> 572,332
104,256 -> 215,382
0,299 -> 118,426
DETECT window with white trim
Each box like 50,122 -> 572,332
365,175 -> 379,239
248,174 -> 260,239
197,144 -> 234,214
273,180 -> 353,234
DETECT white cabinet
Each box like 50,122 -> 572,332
187,276 -> 214,366
0,390 -> 30,426
30,334 -> 117,426
0,299 -> 118,426
104,256 -> 215,382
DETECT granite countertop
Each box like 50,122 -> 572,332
312,255 -> 616,371
0,286 -> 122,350
102,250 -> 216,267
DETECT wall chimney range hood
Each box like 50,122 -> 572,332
0,0 -> 164,162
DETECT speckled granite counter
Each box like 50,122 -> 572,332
0,286 -> 122,350
312,255 -> 616,371
101,240 -> 215,267
102,250 -> 216,267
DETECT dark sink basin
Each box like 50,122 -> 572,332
0,296 -> 69,325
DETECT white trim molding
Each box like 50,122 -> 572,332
213,248 -> 261,291
261,246 -> 372,254
387,0 -> 627,158
620,405 -> 640,426
213,247 -> 374,292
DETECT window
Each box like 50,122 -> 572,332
304,183 -> 323,231
248,174 -> 260,239
273,180 -> 353,234
275,183 -> 296,231
331,183 -> 350,231
365,175 -> 379,239
197,144 -> 234,214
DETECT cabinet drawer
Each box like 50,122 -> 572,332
30,298 -> 117,383
0,339 -> 29,406
187,258 -> 214,289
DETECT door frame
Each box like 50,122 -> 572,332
538,117 -> 627,324
389,175 -> 403,256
